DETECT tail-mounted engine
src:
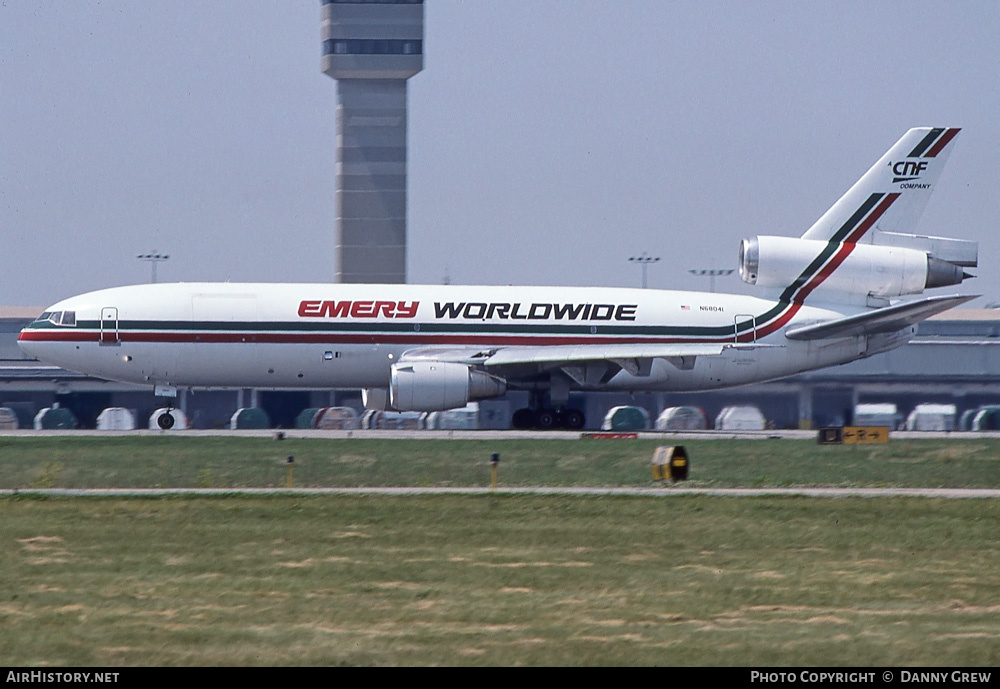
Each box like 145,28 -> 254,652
390,361 -> 507,412
739,233 -> 975,300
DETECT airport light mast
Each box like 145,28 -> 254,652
321,0 -> 424,284
688,268 -> 734,293
137,251 -> 169,284
629,252 -> 660,288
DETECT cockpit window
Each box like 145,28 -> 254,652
33,311 -> 77,327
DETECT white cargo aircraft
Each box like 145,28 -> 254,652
20,127 -> 977,429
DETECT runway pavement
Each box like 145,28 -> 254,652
4,486 -> 999,498
5,429 -> 1000,440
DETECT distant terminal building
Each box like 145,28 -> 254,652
321,0 -> 424,284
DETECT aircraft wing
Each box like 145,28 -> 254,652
784,294 -> 978,341
400,342 -> 781,382
482,343 -> 728,367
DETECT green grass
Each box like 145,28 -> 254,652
0,436 -> 999,489
2,494 -> 998,666
1,436 -> 999,666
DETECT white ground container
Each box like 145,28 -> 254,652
426,403 -> 480,430
655,406 -> 708,431
96,407 -> 136,430
854,403 -> 901,429
714,406 -> 766,430
905,404 -> 956,431
315,406 -> 361,430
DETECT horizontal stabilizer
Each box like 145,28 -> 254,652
872,230 -> 978,267
784,295 -> 978,341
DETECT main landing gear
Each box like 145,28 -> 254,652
512,406 -> 585,430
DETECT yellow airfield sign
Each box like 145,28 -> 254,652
818,426 -> 890,445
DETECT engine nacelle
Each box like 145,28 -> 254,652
390,361 -> 507,412
739,235 -> 969,299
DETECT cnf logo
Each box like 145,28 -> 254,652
893,160 -> 928,177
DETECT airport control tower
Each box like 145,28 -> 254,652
321,0 -> 423,284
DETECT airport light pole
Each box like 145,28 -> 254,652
629,252 -> 660,289
138,251 -> 170,283
688,268 -> 734,293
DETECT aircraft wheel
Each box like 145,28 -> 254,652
561,409 -> 585,430
157,411 -> 175,430
512,408 -> 535,429
535,409 -> 558,429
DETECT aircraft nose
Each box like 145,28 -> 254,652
18,324 -> 45,359
17,308 -> 65,362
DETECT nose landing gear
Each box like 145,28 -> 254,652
152,384 -> 180,430
157,410 -> 176,430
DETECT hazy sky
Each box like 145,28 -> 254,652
2,1 -> 998,307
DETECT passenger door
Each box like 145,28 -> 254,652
100,307 -> 119,345
734,314 -> 756,343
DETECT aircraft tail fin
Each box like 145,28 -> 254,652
800,127 -> 960,243
739,127 -> 975,306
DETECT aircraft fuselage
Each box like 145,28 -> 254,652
18,282 -> 893,393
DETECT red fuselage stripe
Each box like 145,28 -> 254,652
18,330 -> 740,346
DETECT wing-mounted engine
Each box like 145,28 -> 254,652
739,234 -> 975,302
390,361 -> 507,412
